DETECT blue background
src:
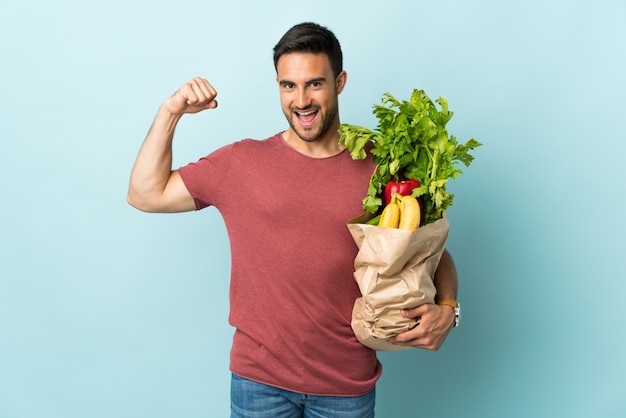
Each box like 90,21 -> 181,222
1,0 -> 625,416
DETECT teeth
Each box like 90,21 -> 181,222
297,110 -> 316,115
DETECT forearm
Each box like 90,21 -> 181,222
127,106 -> 183,211
433,249 -> 458,302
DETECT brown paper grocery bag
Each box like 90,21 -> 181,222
347,213 -> 449,351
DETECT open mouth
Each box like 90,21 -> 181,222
295,109 -> 319,127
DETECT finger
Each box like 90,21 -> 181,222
175,82 -> 199,105
197,77 -> 217,98
401,304 -> 427,318
388,335 -> 421,348
188,77 -> 217,104
389,325 -> 420,343
389,330 -> 439,350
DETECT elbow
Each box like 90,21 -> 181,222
126,192 -> 137,209
126,190 -> 152,212
126,192 -> 142,211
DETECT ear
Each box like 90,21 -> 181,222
335,70 -> 348,94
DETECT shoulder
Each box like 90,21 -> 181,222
192,133 -> 282,162
224,132 -> 281,156
234,132 -> 283,148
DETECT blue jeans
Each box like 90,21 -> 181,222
230,373 -> 375,418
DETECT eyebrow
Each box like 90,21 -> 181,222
279,77 -> 327,86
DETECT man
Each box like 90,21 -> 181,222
128,22 -> 458,417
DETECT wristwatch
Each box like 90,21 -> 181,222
438,299 -> 461,327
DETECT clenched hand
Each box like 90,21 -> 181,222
388,303 -> 455,351
163,77 -> 218,115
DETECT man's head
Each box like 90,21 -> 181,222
273,22 -> 343,79
273,23 -> 347,148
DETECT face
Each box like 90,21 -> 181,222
276,52 -> 347,143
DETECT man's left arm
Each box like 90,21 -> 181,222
388,249 -> 458,350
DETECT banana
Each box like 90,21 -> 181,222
378,200 -> 400,228
398,195 -> 420,231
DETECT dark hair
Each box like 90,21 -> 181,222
273,22 -> 343,78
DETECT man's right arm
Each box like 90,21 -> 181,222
127,78 -> 218,213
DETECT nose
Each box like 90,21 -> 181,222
294,87 -> 311,109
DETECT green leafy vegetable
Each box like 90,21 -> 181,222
339,89 -> 482,225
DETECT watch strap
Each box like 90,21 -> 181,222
438,299 -> 460,327
438,299 -> 458,309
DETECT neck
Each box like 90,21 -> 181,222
282,128 -> 344,158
